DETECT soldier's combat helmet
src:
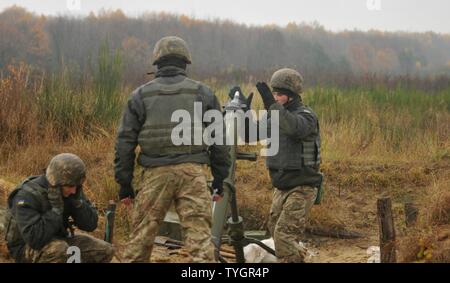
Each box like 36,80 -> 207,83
152,36 -> 192,65
46,153 -> 86,187
270,68 -> 304,96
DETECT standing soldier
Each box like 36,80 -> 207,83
239,68 -> 323,263
4,153 -> 114,263
114,36 -> 230,262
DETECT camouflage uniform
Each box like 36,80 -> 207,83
267,186 -> 317,263
22,233 -> 114,263
121,163 -> 214,262
254,68 -> 323,263
115,36 -> 230,262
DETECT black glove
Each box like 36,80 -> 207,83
212,179 -> 223,196
228,86 -> 254,112
48,186 -> 64,215
212,179 -> 224,197
68,186 -> 84,208
256,82 -> 276,110
119,184 -> 135,200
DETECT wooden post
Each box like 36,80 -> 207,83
377,197 -> 397,263
404,202 -> 419,227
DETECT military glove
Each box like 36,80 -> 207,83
68,186 -> 84,208
256,82 -> 276,110
118,184 -> 135,200
48,186 -> 64,215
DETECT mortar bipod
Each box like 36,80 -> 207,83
210,151 -> 276,263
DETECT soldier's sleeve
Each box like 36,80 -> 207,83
67,192 -> 98,232
114,89 -> 146,187
201,85 -> 231,183
12,191 -> 63,250
269,103 -> 318,140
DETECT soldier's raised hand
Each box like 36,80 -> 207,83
68,185 -> 84,208
256,82 -> 276,110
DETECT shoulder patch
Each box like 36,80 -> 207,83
16,199 -> 29,206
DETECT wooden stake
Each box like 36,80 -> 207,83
404,202 -> 419,227
377,197 -> 397,263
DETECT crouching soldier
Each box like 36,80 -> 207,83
4,153 -> 114,263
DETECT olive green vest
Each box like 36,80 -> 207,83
137,77 -> 208,157
266,105 -> 321,171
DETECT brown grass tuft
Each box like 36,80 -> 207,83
398,177 -> 450,262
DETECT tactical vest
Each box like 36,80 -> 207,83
266,105 -> 321,171
4,176 -> 51,244
137,77 -> 208,157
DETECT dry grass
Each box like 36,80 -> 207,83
426,181 -> 450,226
398,175 -> 450,262
0,179 -> 14,262
0,64 -> 42,152
1,126 -> 449,262
1,65 -> 449,262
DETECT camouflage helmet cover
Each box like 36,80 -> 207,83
46,153 -> 86,187
152,36 -> 192,65
270,68 -> 304,95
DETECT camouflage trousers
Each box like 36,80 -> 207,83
22,233 -> 115,263
267,186 -> 317,263
122,163 -> 215,263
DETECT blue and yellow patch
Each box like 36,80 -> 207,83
16,199 -> 27,206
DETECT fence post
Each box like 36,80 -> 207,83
377,197 -> 397,263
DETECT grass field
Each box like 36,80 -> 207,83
1,61 -> 449,262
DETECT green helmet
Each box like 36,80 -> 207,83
46,153 -> 86,187
270,68 -> 304,95
152,36 -> 192,65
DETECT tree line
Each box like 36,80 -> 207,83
1,5 -> 450,87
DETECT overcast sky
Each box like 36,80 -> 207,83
1,0 -> 449,34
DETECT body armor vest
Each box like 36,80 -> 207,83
137,77 -> 208,157
266,105 -> 321,171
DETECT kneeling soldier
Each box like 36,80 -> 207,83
5,153 -> 115,263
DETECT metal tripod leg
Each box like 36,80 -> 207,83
227,188 -> 246,263
211,180 -> 232,261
